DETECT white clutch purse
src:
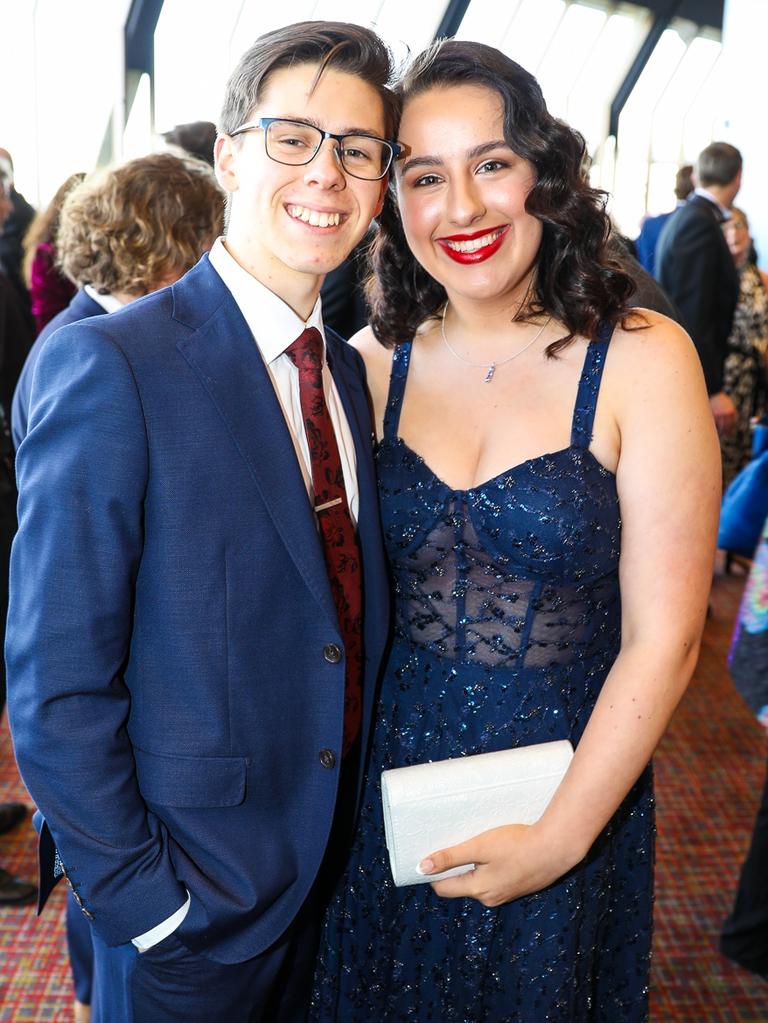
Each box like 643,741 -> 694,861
381,739 -> 574,886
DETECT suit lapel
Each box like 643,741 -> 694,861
176,273 -> 337,627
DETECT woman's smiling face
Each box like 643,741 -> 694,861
395,83 -> 542,308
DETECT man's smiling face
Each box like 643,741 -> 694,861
215,61 -> 387,311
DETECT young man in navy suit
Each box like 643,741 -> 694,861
7,22 -> 395,1022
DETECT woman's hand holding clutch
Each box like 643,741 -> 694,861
419,821 -> 581,908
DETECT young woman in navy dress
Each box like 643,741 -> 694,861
313,40 -> 720,1022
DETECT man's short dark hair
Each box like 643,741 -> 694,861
697,143 -> 742,188
219,21 -> 398,142
162,121 -> 217,167
674,164 -> 694,201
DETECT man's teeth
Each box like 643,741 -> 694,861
287,205 -> 341,228
444,229 -> 503,253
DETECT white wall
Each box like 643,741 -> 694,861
722,0 -> 768,269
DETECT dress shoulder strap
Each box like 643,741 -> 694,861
382,340 -> 413,441
570,320 -> 614,449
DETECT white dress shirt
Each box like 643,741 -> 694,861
208,237 -> 359,521
131,237 -> 360,950
83,285 -> 125,313
694,187 -> 732,222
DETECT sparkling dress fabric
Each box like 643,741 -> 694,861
311,324 -> 654,1022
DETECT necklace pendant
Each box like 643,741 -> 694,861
484,364 -> 496,383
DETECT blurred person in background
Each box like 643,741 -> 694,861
22,172 -> 84,333
0,148 -> 35,322
657,142 -> 743,437
635,164 -> 694,277
10,151 -> 224,1023
13,153 -> 224,448
719,207 -> 768,486
161,120 -> 217,167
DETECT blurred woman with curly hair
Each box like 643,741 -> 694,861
312,40 -> 719,1022
13,151 -> 224,448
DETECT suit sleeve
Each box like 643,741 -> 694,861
6,323 -> 187,946
657,214 -> 728,394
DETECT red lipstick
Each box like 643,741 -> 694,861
436,225 -> 509,264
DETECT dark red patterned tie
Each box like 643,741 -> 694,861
287,327 -> 362,755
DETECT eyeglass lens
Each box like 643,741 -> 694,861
265,120 -> 391,179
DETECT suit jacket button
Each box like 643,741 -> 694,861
323,643 -> 342,664
319,748 -> 337,770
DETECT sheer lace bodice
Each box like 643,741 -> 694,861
379,327 -> 621,672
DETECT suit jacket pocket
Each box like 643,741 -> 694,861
133,748 -> 247,808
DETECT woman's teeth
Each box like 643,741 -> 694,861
444,229 -> 504,253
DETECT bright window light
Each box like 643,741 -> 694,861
537,3 -> 606,120
682,54 -> 728,161
568,7 -> 651,153
123,74 -> 153,161
501,0 -> 566,74
229,3 -> 316,68
651,32 -> 721,163
154,0 -> 244,131
612,26 -> 688,235
1,0 -> 131,205
455,0 -> 523,44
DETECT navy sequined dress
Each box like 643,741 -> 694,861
312,324 -> 653,1022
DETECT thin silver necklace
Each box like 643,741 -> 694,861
440,304 -> 551,383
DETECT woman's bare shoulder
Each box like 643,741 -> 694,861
609,308 -> 702,379
601,309 -> 712,442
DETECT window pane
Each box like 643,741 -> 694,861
501,0 -> 566,73
123,73 -> 153,161
568,7 -> 652,153
455,0 -> 523,45
371,0 -> 449,67
537,3 -> 607,120
682,54 -> 728,161
651,31 -> 721,163
1,0 -> 131,204
612,26 -> 688,236
154,0 -> 245,131
230,1 -> 317,66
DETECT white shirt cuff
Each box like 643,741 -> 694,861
131,891 -> 191,951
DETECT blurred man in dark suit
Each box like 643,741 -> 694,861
656,142 -> 742,434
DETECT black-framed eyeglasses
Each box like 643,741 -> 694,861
230,117 -> 402,181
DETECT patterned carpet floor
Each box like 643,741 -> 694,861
0,572 -> 766,1020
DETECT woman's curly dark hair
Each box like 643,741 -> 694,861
366,39 -> 636,353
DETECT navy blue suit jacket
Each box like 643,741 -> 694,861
635,210 -> 673,277
6,255 -> 390,963
12,287 -> 105,447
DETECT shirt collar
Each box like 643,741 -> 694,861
83,285 -> 125,314
208,237 -> 324,363
694,187 -> 731,221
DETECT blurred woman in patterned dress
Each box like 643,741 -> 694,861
721,208 -> 768,486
